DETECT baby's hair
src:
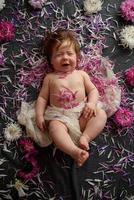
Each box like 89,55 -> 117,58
42,28 -> 80,65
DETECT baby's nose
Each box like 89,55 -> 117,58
62,53 -> 69,59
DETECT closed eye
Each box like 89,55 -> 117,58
67,51 -> 74,55
56,53 -> 62,57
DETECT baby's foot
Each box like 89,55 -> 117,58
73,148 -> 89,167
79,135 -> 90,150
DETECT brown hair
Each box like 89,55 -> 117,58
42,29 -> 80,65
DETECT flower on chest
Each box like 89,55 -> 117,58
59,87 -> 78,102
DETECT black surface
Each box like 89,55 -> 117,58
0,1 -> 134,200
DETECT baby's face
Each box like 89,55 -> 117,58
51,40 -> 77,73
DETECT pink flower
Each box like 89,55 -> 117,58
55,87 -> 79,109
18,62 -> 48,87
125,66 -> 134,87
120,0 -> 134,22
18,165 -> 40,180
0,21 -> 15,42
18,157 -> 40,180
91,77 -> 105,96
114,108 -> 133,127
18,141 -> 40,180
19,138 -> 37,155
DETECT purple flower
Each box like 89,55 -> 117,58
18,163 -> 40,180
125,66 -> 134,87
19,138 -> 37,155
114,107 -> 133,127
120,0 -> 134,22
18,139 -> 40,180
28,0 -> 46,9
0,21 -> 15,42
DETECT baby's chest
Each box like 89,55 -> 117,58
50,78 -> 85,100
51,76 -> 83,90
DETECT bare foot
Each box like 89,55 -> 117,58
79,135 -> 90,150
72,148 -> 89,167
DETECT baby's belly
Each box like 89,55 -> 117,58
50,85 -> 86,109
50,95 -> 86,109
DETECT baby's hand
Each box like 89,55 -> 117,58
82,102 -> 96,119
36,116 -> 46,133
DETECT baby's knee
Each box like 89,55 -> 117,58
48,120 -> 67,134
97,108 -> 107,122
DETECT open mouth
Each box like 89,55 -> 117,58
62,63 -> 70,67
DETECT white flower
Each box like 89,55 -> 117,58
0,0 -> 5,11
28,0 -> 46,9
4,122 -> 22,141
7,179 -> 29,197
83,0 -> 103,15
120,25 -> 134,49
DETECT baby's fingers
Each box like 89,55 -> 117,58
37,121 -> 45,133
83,109 -> 91,119
88,110 -> 94,119
41,122 -> 46,132
82,108 -> 88,118
83,108 -> 96,119
43,121 -> 46,130
93,109 -> 97,117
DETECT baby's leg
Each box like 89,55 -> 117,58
49,120 -> 89,166
79,108 -> 107,150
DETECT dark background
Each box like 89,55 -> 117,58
102,0 -> 134,72
0,0 -> 134,200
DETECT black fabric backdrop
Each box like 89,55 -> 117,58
0,0 -> 134,200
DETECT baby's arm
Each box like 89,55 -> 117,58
82,71 -> 99,119
35,75 -> 50,132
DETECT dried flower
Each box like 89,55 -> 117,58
18,167 -> 39,180
0,0 -> 5,11
4,122 -> 22,141
120,0 -> 134,22
120,26 -> 134,49
18,61 -> 47,87
19,138 -> 37,155
28,0 -> 46,9
18,138 -> 39,180
7,179 -> 28,197
18,157 -> 40,180
114,108 -> 133,127
83,0 -> 103,15
125,66 -> 134,87
0,21 -> 15,42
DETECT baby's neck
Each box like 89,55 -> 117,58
54,70 -> 75,75
53,70 -> 75,79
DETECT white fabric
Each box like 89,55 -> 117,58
44,102 -> 85,145
17,101 -> 85,147
17,88 -> 121,147
17,101 -> 52,147
98,86 -> 121,117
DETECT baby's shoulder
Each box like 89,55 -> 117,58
44,72 -> 55,80
76,70 -> 88,76
42,73 -> 55,85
